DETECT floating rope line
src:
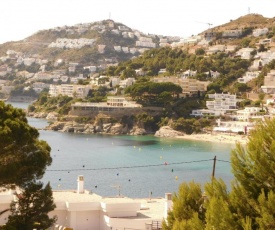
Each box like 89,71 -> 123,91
46,159 -> 214,172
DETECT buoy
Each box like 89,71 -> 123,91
171,169 -> 174,172
133,146 -> 136,148
117,173 -> 119,176
83,165 -> 85,168
160,156 -> 163,159
95,185 -> 97,188
128,179 -> 131,182
175,176 -> 178,180
59,178 -> 61,181
164,162 -> 168,165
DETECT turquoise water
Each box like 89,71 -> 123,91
10,102 -> 235,198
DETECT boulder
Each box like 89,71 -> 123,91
129,126 -> 147,135
154,126 -> 184,138
46,112 -> 58,121
109,123 -> 126,135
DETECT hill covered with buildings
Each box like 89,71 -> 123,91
0,14 -> 275,136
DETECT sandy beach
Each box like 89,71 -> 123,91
176,133 -> 248,145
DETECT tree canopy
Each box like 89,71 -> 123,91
164,117 -> 275,229
5,181 -> 56,230
0,101 -> 52,187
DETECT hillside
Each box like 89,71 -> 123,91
0,20 -> 173,65
198,14 -> 275,36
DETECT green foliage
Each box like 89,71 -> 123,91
10,86 -> 38,98
135,112 -> 160,132
205,196 -> 235,230
195,48 -> 206,56
171,117 -> 212,134
230,118 -> 275,229
0,102 -> 52,187
163,181 -> 204,230
32,93 -> 74,115
5,181 -> 56,230
125,81 -> 182,107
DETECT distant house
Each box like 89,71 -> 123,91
235,47 -> 255,59
32,82 -> 49,93
158,68 -> 167,75
204,70 -> 220,79
237,71 -> 260,83
253,28 -> 269,37
261,70 -> 275,93
206,45 -> 226,55
222,29 -> 243,38
181,69 -> 197,78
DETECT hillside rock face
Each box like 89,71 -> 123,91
44,115 -> 183,137
154,126 -> 184,138
46,120 -> 148,135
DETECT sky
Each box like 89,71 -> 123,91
0,0 -> 274,44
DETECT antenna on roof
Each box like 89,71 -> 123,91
109,12 -> 111,20
248,7 -> 250,14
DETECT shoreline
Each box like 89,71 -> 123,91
176,133 -> 248,145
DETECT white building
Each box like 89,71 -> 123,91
0,176 -> 169,230
235,47 -> 255,59
32,82 -> 49,93
261,70 -> 275,93
192,93 -> 237,117
232,107 -> 264,121
119,78 -> 135,88
237,71 -> 260,83
253,28 -> 269,37
206,93 -> 237,111
49,84 -> 91,98
181,69 -> 197,78
213,119 -> 254,134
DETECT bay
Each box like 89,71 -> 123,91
9,102 -> 234,198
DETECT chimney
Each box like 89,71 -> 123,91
77,175 -> 84,194
164,193 -> 173,219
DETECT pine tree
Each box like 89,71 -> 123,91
0,101 -> 52,187
5,181 -> 57,230
231,118 -> 275,228
162,181 -> 204,230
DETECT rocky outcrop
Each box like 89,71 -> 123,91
45,119 -> 147,135
154,126 -> 184,138
42,114 -> 182,137
129,126 -> 147,135
46,112 -> 58,121
29,112 -> 48,118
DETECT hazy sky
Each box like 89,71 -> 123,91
1,0 -> 274,44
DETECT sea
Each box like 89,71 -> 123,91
9,102 -> 235,198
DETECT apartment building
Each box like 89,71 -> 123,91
49,84 -> 91,98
